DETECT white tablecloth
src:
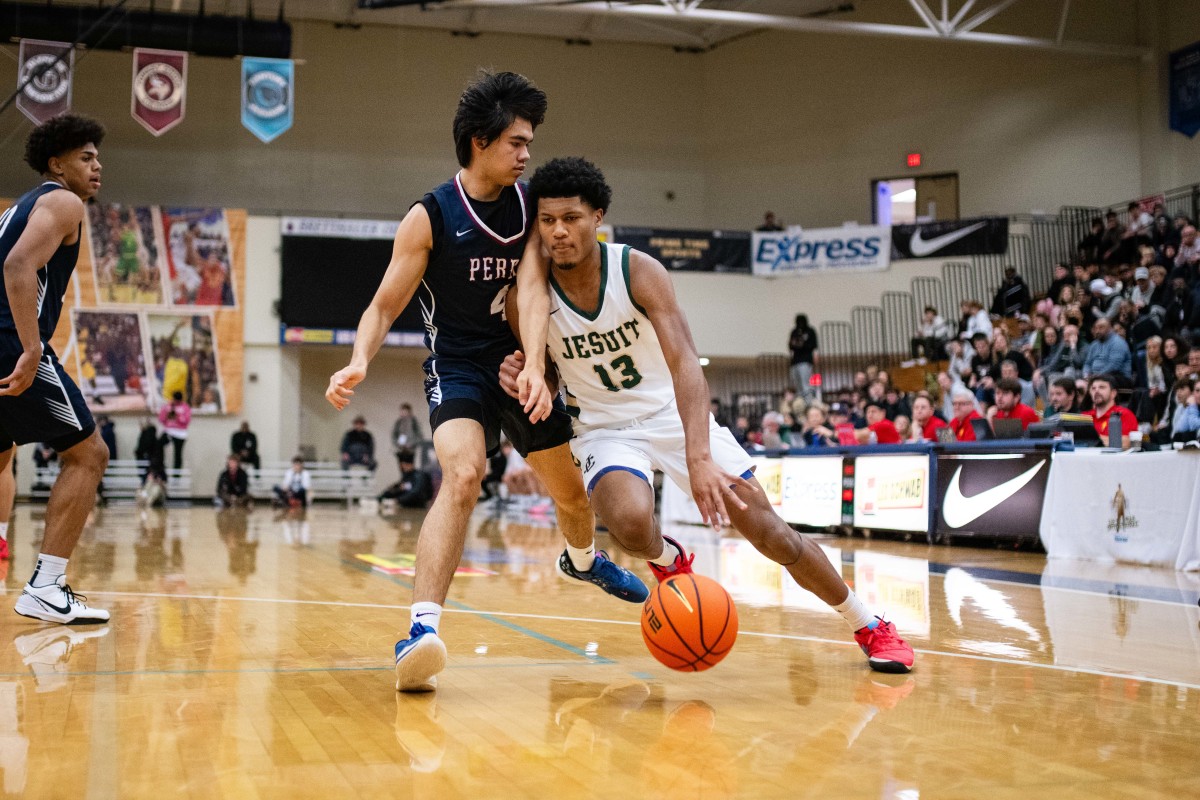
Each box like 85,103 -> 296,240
1039,449 -> 1200,571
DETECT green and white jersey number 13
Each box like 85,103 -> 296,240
593,354 -> 643,392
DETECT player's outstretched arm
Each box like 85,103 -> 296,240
628,250 -> 753,529
0,192 -> 82,397
500,283 -> 559,402
326,205 -> 432,410
514,228 -> 553,421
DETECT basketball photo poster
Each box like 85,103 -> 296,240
70,309 -> 152,413
161,207 -> 237,308
86,203 -> 166,306
146,313 -> 224,414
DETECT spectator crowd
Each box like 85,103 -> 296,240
725,204 -> 1200,451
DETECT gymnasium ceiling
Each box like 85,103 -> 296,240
51,1 -> 1153,58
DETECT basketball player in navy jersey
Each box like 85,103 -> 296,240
326,71 -> 646,692
503,158 -> 914,673
0,114 -> 110,625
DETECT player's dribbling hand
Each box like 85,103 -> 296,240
326,364 -> 365,410
689,458 -> 754,531
499,351 -> 524,400
0,347 -> 41,398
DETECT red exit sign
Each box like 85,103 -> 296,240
906,152 -> 922,168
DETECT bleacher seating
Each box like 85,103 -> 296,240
29,459 -> 374,505
247,461 -> 375,506
30,460 -> 192,503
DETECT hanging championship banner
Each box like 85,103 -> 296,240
17,39 -> 74,125
131,48 -> 187,136
241,57 -> 293,143
1169,41 -> 1200,138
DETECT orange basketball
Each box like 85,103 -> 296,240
641,574 -> 738,672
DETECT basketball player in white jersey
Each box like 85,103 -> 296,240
503,157 -> 914,673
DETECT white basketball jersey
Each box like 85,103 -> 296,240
547,243 -> 675,430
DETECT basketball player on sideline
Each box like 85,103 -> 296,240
0,114 -> 110,624
502,158 -> 914,673
326,72 -> 647,692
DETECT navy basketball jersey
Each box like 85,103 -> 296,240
418,174 -> 527,362
0,182 -> 81,344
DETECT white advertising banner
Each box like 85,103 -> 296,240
751,226 -> 890,276
1039,450 -> 1200,570
779,456 -> 843,527
853,455 -> 932,533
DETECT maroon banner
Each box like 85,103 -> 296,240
17,39 -> 73,125
131,48 -> 187,136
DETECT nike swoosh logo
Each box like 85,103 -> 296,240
28,594 -> 73,616
909,221 -> 988,258
456,228 -> 472,237
941,460 -> 1046,528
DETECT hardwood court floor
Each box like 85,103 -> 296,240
0,502 -> 1197,800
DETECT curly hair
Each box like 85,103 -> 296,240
453,70 -> 546,169
24,113 -> 105,175
528,156 -> 612,213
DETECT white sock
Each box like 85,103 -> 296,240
0,522 -> 8,541
410,602 -> 442,634
567,543 -> 596,572
832,591 -> 877,632
29,553 -> 68,589
649,537 -> 680,568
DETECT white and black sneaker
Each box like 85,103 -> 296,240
14,576 -> 110,625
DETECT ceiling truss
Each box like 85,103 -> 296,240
432,0 -> 1149,59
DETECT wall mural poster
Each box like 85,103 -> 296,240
146,313 -> 224,414
71,309 -> 152,413
86,203 -> 166,305
160,207 -> 237,308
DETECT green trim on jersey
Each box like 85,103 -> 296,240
549,240 -> 608,322
620,245 -> 649,317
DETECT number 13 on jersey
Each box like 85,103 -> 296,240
593,354 -> 643,392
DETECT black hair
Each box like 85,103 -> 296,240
528,156 -> 612,213
171,391 -> 183,402
24,113 -> 105,175
1090,373 -> 1116,390
1051,376 -> 1077,395
970,332 -> 989,343
453,70 -> 547,169
794,314 -> 810,330
865,400 -> 887,413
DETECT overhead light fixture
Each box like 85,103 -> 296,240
698,357 -> 711,366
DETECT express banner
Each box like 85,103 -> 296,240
242,57 -> 294,143
934,451 -> 1049,540
891,216 -> 1008,259
1169,40 -> 1200,138
131,48 -> 187,136
613,227 -> 750,273
750,226 -> 889,276
17,39 -> 73,125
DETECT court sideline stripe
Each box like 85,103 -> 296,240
83,588 -> 1200,690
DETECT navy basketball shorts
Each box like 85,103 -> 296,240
0,344 -> 96,452
423,354 -> 572,458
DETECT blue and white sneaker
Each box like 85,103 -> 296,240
394,622 -> 447,693
556,550 -> 649,603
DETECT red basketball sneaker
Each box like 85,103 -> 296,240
647,535 -> 695,583
854,617 -> 915,674
0,539 -> 8,561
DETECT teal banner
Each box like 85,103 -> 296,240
241,57 -> 293,143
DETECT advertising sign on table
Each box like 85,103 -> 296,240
613,227 -> 750,273
934,452 -> 1049,540
779,456 -> 843,527
853,455 -> 931,533
891,217 -> 1009,259
1039,450 -> 1200,570
751,226 -> 889,276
